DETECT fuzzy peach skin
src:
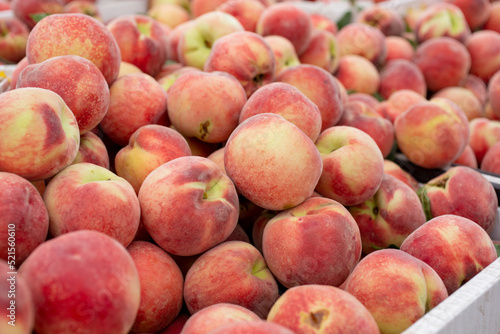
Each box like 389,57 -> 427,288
0,172 -> 48,265
384,36 -> 414,62
310,14 -> 337,35
481,141 -> 500,174
118,62 -> 143,78
335,55 -> 380,95
336,22 -> 387,67
276,64 -> 343,130
63,0 -> 102,21
190,0 -> 228,17
262,197 -> 362,288
115,125 -> 191,193
378,59 -> 427,99
418,166 -> 498,233
444,0 -> 490,31
382,160 -> 419,192
207,148 -> 226,175
489,69 -> 500,118
0,16 -> 29,64
401,214 -> 498,294
239,82 -> 322,142
394,97 -> 469,169
43,163 -> 141,246
376,89 -> 427,124
11,0 -> 64,29
217,0 -> 266,32
453,144 -> 478,168
177,11 -> 244,70
1,260 -> 34,334
0,87 -> 80,181
337,101 -> 395,158
256,3 -> 312,55
263,35 -> 300,77
183,241 -> 279,318
349,174 -> 426,254
26,13 -> 121,85
204,31 -> 275,98
128,241 -> 184,333
107,15 -> 168,78
72,131 -> 110,169
315,126 -> 384,206
181,303 -> 260,334
18,230 -> 140,334
356,6 -> 405,37
468,117 -> 500,164
166,21 -> 193,63
167,71 -> 247,143
139,156 -> 239,256
251,210 -> 276,254
413,2 -> 470,44
99,73 -> 168,147
206,321 -> 295,334
17,55 -> 110,134
414,37 -> 471,92
348,93 -> 380,111
466,30 -> 500,84
299,29 -> 340,74
224,113 -> 322,211
158,66 -> 201,92
158,313 -> 190,334
432,87 -> 483,120
343,249 -> 448,334
267,284 -> 379,334
464,74 -> 488,107
9,56 -> 28,90
484,1 -> 500,33
148,3 -> 190,29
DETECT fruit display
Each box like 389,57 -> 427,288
0,0 -> 499,333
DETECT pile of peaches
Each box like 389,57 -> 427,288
0,0 -> 499,333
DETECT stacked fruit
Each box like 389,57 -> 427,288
0,0 -> 499,333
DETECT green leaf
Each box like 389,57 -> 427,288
417,186 -> 433,221
337,11 -> 352,30
30,13 -> 50,23
495,243 -> 500,258
372,91 -> 385,102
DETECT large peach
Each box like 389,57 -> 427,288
336,22 -> 387,67
206,321 -> 295,334
376,89 -> 427,123
139,156 -> 239,256
18,230 -> 141,334
263,35 -> 300,77
378,59 -> 427,99
466,30 -> 500,83
224,113 -> 322,211
262,197 -> 362,288
217,0 -> 266,32
444,0 -> 490,31
384,36 -> 414,62
298,29 -> 340,74
335,55 -> 380,95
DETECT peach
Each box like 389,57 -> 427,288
256,3 -> 313,55
139,156 -> 239,256
18,230 -> 141,334
0,87 -> 80,181
115,125 -> 191,193
191,0 -> 228,17
468,117 -> 500,163
72,131 -> 110,169
224,113 -> 322,211
8,56 -> 28,90
464,73 -> 488,106
183,136 -> 221,157
400,214 -> 498,294
166,21 -> 193,63
444,0 -> 491,31
107,15 -> 169,77
418,166 -> 498,233
99,73 -> 168,147
0,17 -> 29,64
263,35 -> 300,77
26,13 -> 121,85
298,29 -> 340,74
206,321 -> 295,334
343,249 -> 448,334
376,89 -> 427,123
181,303 -> 260,334
349,174 -> 426,254
16,55 -> 110,134
251,210 -> 276,253
335,55 -> 380,95
0,172 -> 48,266
315,125 -> 384,206
267,284 -> 379,334
383,159 -> 419,192
262,197 -> 361,288
43,163 -> 141,246
336,22 -> 387,67
148,3 -> 190,29
63,1 -> 102,21
356,6 -> 405,37
276,64 -> 344,130
225,223 -> 250,243
217,0 -> 266,32
118,62 -> 143,78
394,97 -> 469,168
167,71 -> 247,143
157,66 -> 200,91
414,2 -> 470,44
207,147 -> 226,174
310,13 -> 337,35
432,86 -> 484,120
484,1 -> 500,33
481,141 -> 500,174
453,144 -> 478,168
183,241 -> 279,318
489,69 -> 500,118
128,241 -> 184,333
150,0 -> 190,11
239,82 -> 322,142
11,0 -> 64,29
466,30 -> 500,83
384,36 -> 414,62
204,31 -> 275,97
414,37 -> 471,92
378,59 -> 427,99
158,313 -> 190,334
337,101 -> 395,157
348,93 -> 380,110
1,260 -> 35,334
